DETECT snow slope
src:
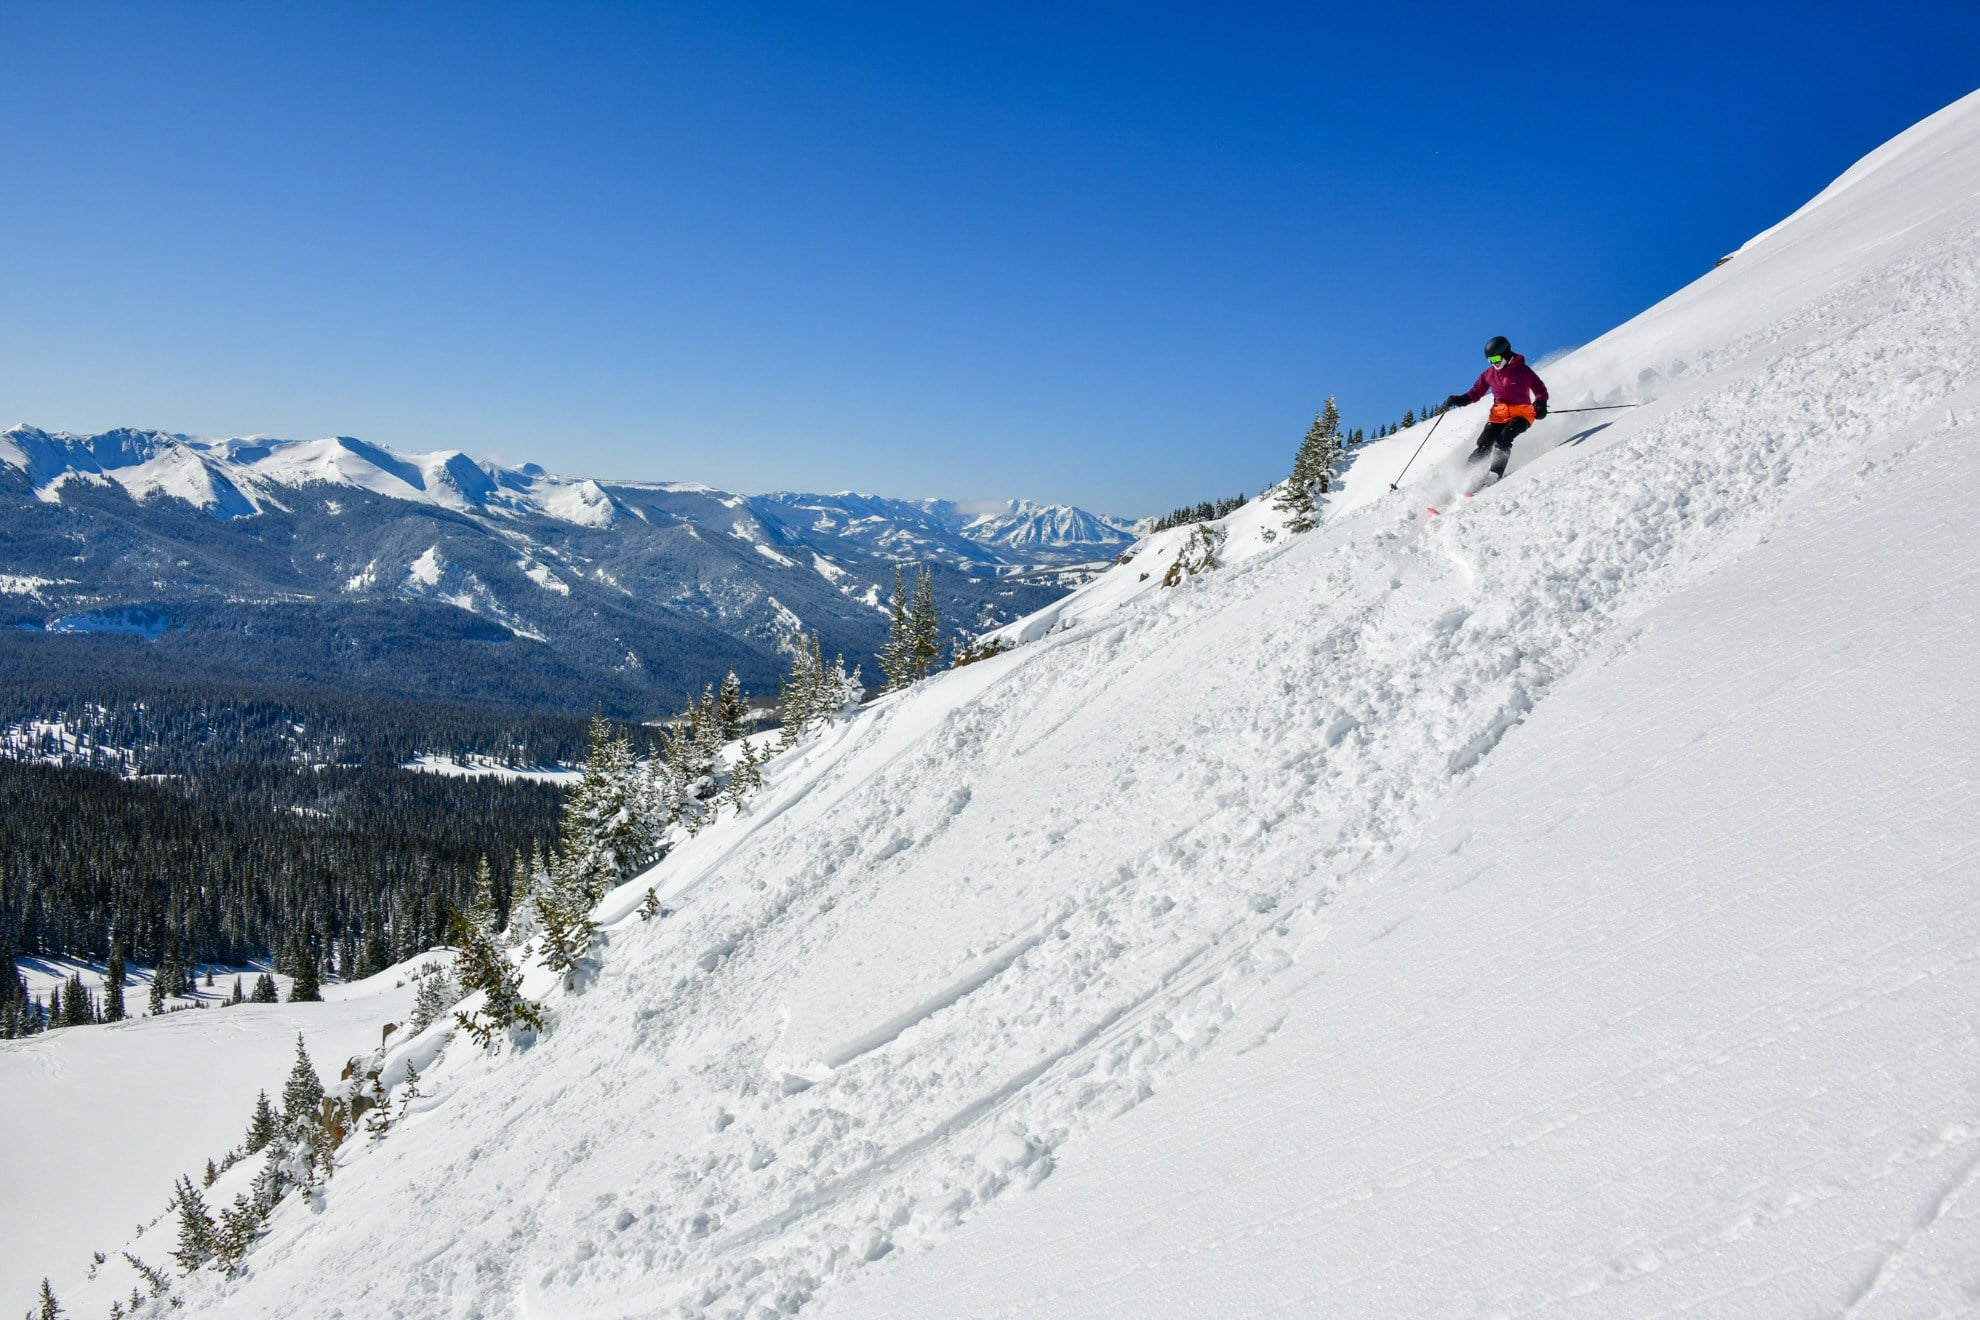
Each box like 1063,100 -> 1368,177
0,965 -> 424,1310
28,90 -> 1980,1318
831,361 -> 1980,1319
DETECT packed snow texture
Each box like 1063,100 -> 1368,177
13,91 -> 1980,1319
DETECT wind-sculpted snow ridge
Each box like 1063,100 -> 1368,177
114,92 -> 1980,1319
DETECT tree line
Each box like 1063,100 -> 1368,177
0,758 -> 560,1038
0,675 -> 627,780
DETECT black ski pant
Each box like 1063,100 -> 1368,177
1467,417 -> 1531,478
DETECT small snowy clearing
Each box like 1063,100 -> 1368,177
400,754 -> 581,784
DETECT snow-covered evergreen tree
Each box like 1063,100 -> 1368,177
1312,396 -> 1345,496
408,961 -> 461,1034
454,901 -> 546,1042
561,713 -> 657,892
280,1034 -> 324,1136
1274,396 -> 1343,533
909,567 -> 942,680
212,1192 -> 263,1273
878,565 -> 912,692
32,1278 -> 62,1320
717,671 -> 748,742
171,1176 -> 216,1272
504,848 -> 543,944
780,636 -> 823,744
244,1089 -> 279,1154
531,849 -> 598,991
822,654 -> 863,717
1161,523 -> 1226,585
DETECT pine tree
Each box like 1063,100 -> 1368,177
560,714 -> 654,894
33,1278 -> 62,1320
359,922 -> 387,980
717,671 -> 747,743
0,927 -> 23,1039
397,1059 -> 422,1119
504,848 -> 543,945
244,1089 -> 279,1154
250,972 -> 278,1003
408,965 -> 459,1034
1311,396 -> 1345,496
452,903 -> 545,1045
288,941 -> 322,1002
531,849 -> 597,989
212,1193 -> 262,1272
280,1034 -> 324,1136
720,744 -> 754,812
278,1034 -> 336,1186
159,942 -> 187,999
250,1129 -> 296,1212
59,972 -> 96,1027
779,636 -> 822,743
823,655 -> 862,717
469,856 -> 498,927
1275,396 -> 1343,534
0,962 -> 28,1039
690,686 -> 724,800
877,566 -> 915,692
171,1176 -> 216,1272
104,943 -> 127,1022
909,569 -> 942,682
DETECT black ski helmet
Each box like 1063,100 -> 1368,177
1483,335 -> 1512,359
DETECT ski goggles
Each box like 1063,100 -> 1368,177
1485,354 -> 1506,366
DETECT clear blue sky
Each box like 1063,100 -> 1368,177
2,3 -> 1974,515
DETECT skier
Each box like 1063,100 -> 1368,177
1444,335 -> 1548,488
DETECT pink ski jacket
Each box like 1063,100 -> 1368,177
1463,352 -> 1549,409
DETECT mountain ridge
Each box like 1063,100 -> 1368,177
0,424 -> 1140,561
0,427 -> 1141,712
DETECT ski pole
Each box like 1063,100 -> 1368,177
1388,409 -> 1447,491
1545,403 -> 1640,415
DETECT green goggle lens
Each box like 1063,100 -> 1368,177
1486,354 -> 1506,366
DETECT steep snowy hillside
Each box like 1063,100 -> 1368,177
28,90 -> 1980,1319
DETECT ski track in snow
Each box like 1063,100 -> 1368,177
40,96 -> 1980,1320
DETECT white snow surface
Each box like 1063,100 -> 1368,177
400,753 -> 582,784
0,963 -> 427,1310
23,92 -> 1980,1319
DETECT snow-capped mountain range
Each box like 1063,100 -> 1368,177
0,429 -> 1137,711
0,427 -> 1135,565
